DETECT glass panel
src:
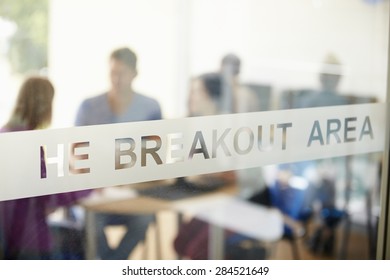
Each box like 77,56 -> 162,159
0,0 -> 389,260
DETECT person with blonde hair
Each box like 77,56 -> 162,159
0,76 -> 92,259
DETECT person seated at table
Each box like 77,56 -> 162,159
74,47 -> 162,259
175,72 -> 271,260
0,76 -> 92,259
187,72 -> 236,183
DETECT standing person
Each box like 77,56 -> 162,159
0,76 -> 92,259
74,47 -> 162,259
220,53 -> 261,114
301,53 -> 347,108
220,54 -> 266,199
301,53 -> 349,256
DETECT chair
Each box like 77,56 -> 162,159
268,176 -> 313,259
218,187 -> 281,260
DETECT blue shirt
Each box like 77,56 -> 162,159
75,92 -> 162,126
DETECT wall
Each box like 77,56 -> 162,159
48,0 -> 389,128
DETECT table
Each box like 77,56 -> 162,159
173,194 -> 284,259
80,180 -> 284,260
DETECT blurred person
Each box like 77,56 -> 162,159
74,47 -> 162,259
176,73 -> 234,260
298,53 -> 348,209
303,54 -> 349,255
176,73 -> 272,260
76,47 -> 161,125
220,54 -> 267,200
277,53 -> 348,196
187,72 -> 236,183
277,53 -> 349,256
220,53 -> 261,114
188,72 -> 224,116
0,76 -> 92,260
302,53 -> 348,108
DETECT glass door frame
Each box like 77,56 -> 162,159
377,13 -> 390,260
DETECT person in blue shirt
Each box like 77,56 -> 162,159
74,47 -> 162,259
75,47 -> 161,125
